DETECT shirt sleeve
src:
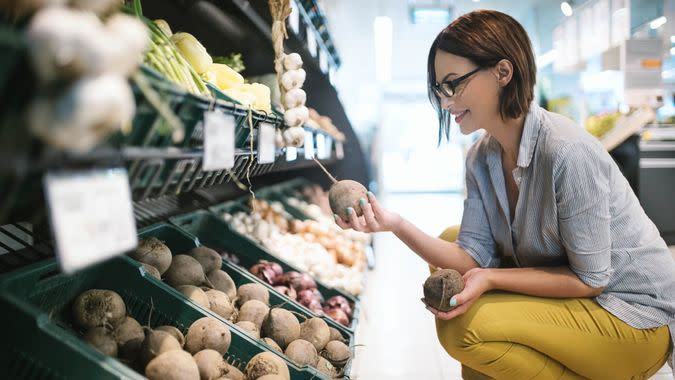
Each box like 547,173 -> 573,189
456,164 -> 500,269
554,142 -> 613,288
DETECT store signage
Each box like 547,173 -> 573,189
286,146 -> 298,161
258,122 -> 276,164
44,169 -> 137,273
203,110 -> 236,171
306,27 -> 317,57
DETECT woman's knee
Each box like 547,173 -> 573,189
439,225 -> 461,243
434,313 -> 478,361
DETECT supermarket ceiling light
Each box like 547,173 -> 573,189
374,16 -> 393,83
650,16 -> 667,29
408,0 -> 453,24
560,2 -> 573,17
670,47 -> 675,56
671,35 -> 675,43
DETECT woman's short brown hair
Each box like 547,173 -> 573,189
428,10 -> 536,141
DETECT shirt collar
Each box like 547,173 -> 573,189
486,101 -> 542,169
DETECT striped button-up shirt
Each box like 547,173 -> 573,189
457,103 -> 675,371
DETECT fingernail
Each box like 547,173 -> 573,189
346,207 -> 353,215
333,214 -> 339,221
367,191 -> 374,199
449,298 -> 457,307
359,198 -> 366,206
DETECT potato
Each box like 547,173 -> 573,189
255,375 -> 285,380
422,269 -> 464,312
139,328 -> 182,367
261,337 -> 282,353
206,289 -> 235,320
236,283 -> 269,308
236,300 -> 269,329
113,316 -> 144,360
84,326 -> 118,357
284,339 -> 318,367
329,180 -> 367,220
164,255 -> 212,287
185,317 -> 231,355
224,364 -> 245,380
315,357 -> 336,377
208,270 -> 237,300
244,352 -> 290,380
141,263 -> 161,280
321,340 -> 351,368
132,237 -> 172,274
193,349 -> 229,380
328,327 -> 346,344
72,289 -> 126,330
177,285 -> 211,309
235,321 -> 260,339
298,318 -> 330,351
156,325 -> 186,348
145,349 -> 200,380
188,246 -> 222,274
261,308 -> 300,350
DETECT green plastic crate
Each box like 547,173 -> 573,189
169,210 -> 357,337
0,255 -> 329,379
207,201 -> 361,334
136,223 -> 352,378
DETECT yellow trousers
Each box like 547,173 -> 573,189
435,226 -> 671,380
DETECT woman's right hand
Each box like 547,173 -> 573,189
334,192 -> 402,233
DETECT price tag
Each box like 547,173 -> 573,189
306,27 -> 317,57
325,136 -> 334,158
258,122 -> 276,164
336,141 -> 344,159
329,67 -> 337,86
289,0 -> 300,35
286,146 -> 298,161
203,110 -> 235,171
319,49 -> 328,73
44,169 -> 137,273
316,133 -> 327,159
304,130 -> 315,159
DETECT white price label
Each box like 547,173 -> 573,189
306,27 -> 317,57
325,136 -> 334,158
203,111 -> 235,171
304,130 -> 315,159
319,49 -> 328,73
316,133 -> 327,159
45,169 -> 137,273
286,146 -> 298,161
336,141 -> 344,159
289,0 -> 300,35
258,122 -> 276,164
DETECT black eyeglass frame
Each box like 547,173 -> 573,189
432,67 -> 483,98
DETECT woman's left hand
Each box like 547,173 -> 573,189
425,267 -> 494,320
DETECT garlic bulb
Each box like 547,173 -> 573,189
282,53 -> 303,71
284,106 -> 308,128
283,88 -> 307,110
283,127 -> 305,148
280,69 -> 306,91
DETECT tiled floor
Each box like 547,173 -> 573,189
352,193 -> 673,379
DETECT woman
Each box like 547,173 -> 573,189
335,10 -> 674,379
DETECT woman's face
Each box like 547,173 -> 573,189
433,50 -> 499,135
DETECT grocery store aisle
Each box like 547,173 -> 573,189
352,192 -> 465,380
351,193 -> 674,380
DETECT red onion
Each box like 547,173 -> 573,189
216,248 -> 240,265
280,271 -> 317,292
324,307 -> 350,326
297,289 -> 320,307
273,285 -> 297,300
306,299 -> 324,315
325,296 -> 352,318
249,260 -> 282,285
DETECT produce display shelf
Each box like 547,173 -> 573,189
135,222 -> 354,378
0,256 -> 328,380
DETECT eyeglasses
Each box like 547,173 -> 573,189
432,67 -> 482,98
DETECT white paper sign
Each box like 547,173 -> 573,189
45,169 -> 137,273
289,0 -> 300,35
336,141 -> 344,159
304,130 -> 315,159
325,136 -> 334,158
203,111 -> 235,171
316,133 -> 327,159
286,147 -> 298,161
258,122 -> 276,164
306,27 -> 317,57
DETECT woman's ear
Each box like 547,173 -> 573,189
493,59 -> 514,87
